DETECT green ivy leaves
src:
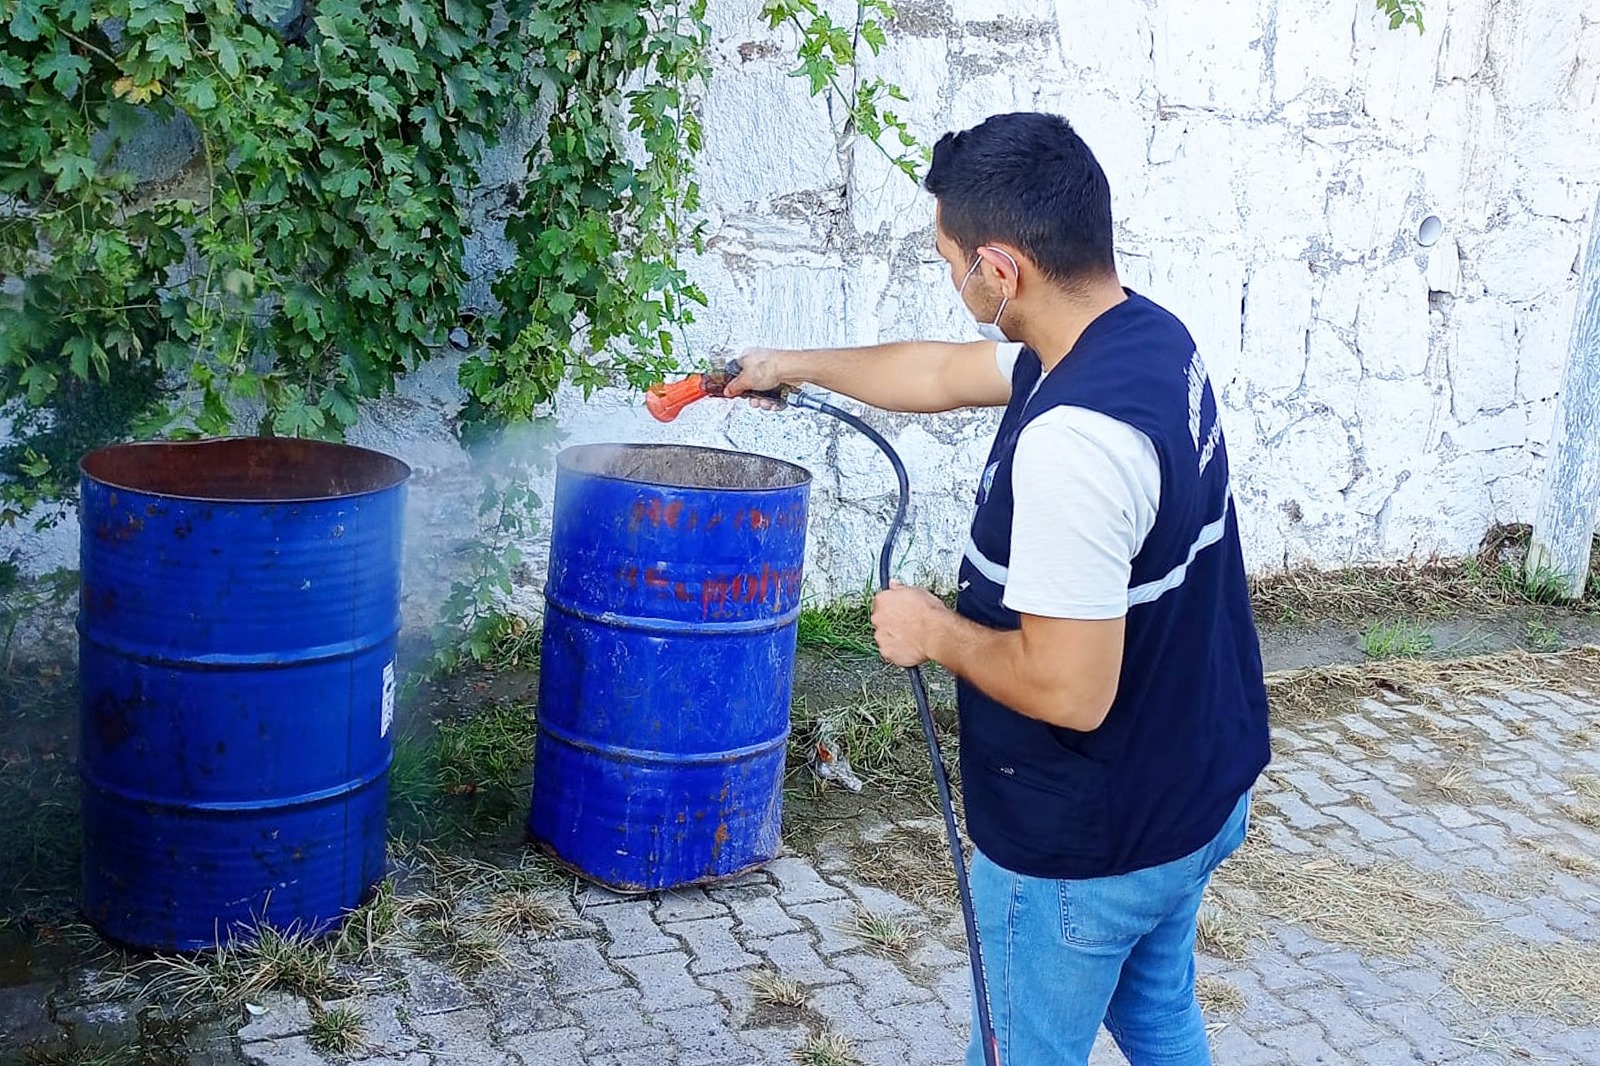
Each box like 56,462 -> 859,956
761,0 -> 925,180
1,0 -> 713,521
1376,0 -> 1426,33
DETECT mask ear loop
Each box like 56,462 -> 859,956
978,247 -> 1018,330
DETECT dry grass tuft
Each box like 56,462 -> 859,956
1265,647 -> 1600,725
472,889 -> 564,939
1194,902 -> 1258,962
1248,525 -> 1600,624
112,923 -> 356,1010
795,1029 -> 861,1066
850,909 -> 915,957
419,916 -> 507,977
849,824 -> 958,908
749,969 -> 810,1010
1520,838 -> 1600,877
1195,974 -> 1246,1016
1414,763 -> 1482,805
1450,941 -> 1600,1026
309,1004 -> 368,1055
1211,829 -> 1480,955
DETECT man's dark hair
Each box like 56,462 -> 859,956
924,112 -> 1116,286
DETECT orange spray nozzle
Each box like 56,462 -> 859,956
646,371 -> 730,423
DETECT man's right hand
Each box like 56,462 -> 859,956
725,347 -> 793,407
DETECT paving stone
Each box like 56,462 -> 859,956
667,915 -> 760,974
1298,752 -> 1371,786
1361,1001 -> 1470,1063
1353,1036 -> 1430,1065
184,1019 -> 247,1066
1226,969 -> 1313,1031
591,1048 -> 681,1066
1205,1024 -> 1285,1066
55,999 -> 140,1046
613,950 -> 718,1010
408,1008 -> 511,1065
934,965 -> 973,1026
0,984 -> 64,1057
1283,988 -> 1388,1052
746,931 -> 848,986
238,994 -> 315,1042
1256,1020 -> 1347,1064
1248,946 -> 1328,993
485,970 -> 574,1035
1341,711 -> 1393,739
803,982 -> 895,1043
596,898 -> 680,958
735,1024 -> 810,1061
1379,832 -> 1466,875
696,970 -> 763,1024
240,1037 -> 327,1065
1279,769 -> 1351,809
789,897 -> 864,956
527,937 -> 626,993
334,996 -> 419,1057
766,855 -> 845,904
578,882 -> 639,908
871,998 -> 963,1065
830,953 -> 935,1009
402,960 -> 475,1017
567,988 -> 656,1054
908,938 -> 967,972
1253,815 -> 1318,855
649,1004 -> 756,1066
850,1035 -> 914,1066
1495,912 -> 1563,943
730,893 -> 803,938
706,877 -> 778,905
1346,777 -> 1410,821
655,888 -> 727,923
841,880 -> 922,920
1261,789 -> 1335,830
1325,803 -> 1409,842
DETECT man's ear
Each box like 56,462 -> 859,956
977,245 -> 1023,296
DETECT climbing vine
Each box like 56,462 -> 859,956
761,0 -> 925,180
0,0 -> 709,521
1376,0 -> 1425,33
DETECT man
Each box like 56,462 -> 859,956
729,112 -> 1270,1065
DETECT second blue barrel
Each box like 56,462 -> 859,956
530,444 -> 811,892
78,438 -> 409,950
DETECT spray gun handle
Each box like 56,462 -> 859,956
643,360 -> 793,423
720,359 -> 792,406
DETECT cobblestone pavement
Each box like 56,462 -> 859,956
4,684 -> 1599,1065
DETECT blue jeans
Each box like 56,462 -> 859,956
965,792 -> 1250,1066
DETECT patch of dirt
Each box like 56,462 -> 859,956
1258,610 -> 1600,673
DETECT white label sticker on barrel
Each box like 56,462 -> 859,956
381,661 -> 396,738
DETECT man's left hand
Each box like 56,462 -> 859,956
870,581 -> 952,667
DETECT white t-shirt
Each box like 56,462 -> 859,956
994,342 -> 1162,621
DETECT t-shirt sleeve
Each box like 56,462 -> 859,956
1002,406 -> 1162,620
994,342 -> 1025,383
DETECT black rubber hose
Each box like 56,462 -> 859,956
789,391 -> 1001,1066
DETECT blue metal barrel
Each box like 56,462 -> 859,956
530,444 -> 810,892
77,438 -> 409,950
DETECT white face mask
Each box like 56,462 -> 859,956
958,248 -> 1018,343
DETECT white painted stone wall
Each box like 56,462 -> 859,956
15,0 -> 1600,614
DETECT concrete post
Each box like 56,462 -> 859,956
1528,188 -> 1600,600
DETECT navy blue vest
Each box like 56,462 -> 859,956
956,293 -> 1270,880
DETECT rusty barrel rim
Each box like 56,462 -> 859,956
80,437 -> 411,504
557,442 -> 811,493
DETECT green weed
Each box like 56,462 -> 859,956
1361,620 -> 1434,659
